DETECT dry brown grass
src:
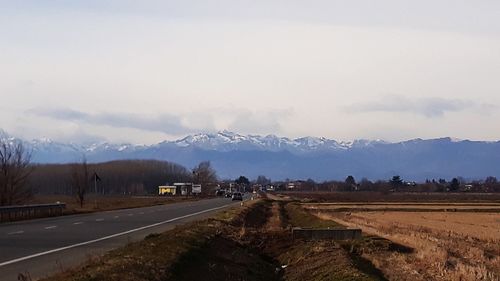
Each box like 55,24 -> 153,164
316,210 -> 500,281
264,202 -> 283,232
304,203 -> 500,212
282,192 -> 500,203
352,212 -> 500,241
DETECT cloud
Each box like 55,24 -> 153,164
25,107 -> 294,138
227,108 -> 293,135
346,96 -> 496,118
27,107 -> 211,135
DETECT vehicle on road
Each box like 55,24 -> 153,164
232,192 -> 243,201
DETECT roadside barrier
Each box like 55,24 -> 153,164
0,203 -> 66,222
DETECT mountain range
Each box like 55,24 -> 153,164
1,129 -> 499,181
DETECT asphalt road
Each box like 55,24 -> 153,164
0,197 -> 243,280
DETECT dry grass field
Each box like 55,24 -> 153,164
303,203 -> 500,212
315,210 -> 500,281
282,192 -> 500,203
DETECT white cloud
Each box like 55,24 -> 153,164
227,108 -> 293,135
346,96 -> 497,118
27,107 -> 213,135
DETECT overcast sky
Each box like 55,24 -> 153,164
1,1 -> 499,144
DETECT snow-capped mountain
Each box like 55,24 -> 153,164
167,131 -> 382,152
1,130 -> 388,155
2,130 -> 499,181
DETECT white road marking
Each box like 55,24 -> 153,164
73,222 -> 84,225
113,216 -> 119,219
7,231 -> 24,235
95,218 -> 104,222
44,226 -> 57,230
0,203 -> 232,268
127,213 -> 133,216
139,212 -> 145,215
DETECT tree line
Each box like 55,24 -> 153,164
268,175 -> 500,193
29,159 -> 193,195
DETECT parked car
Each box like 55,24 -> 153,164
225,192 -> 232,198
231,192 -> 243,201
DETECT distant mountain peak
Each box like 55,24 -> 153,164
1,128 -> 499,180
168,132 -> 352,152
0,129 -> 11,139
0,129 -> 485,153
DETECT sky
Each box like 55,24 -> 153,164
1,0 -> 499,144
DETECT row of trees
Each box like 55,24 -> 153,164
30,159 -> 194,194
33,160 -> 218,207
272,175 -> 500,193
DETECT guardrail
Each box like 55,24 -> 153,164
0,203 -> 66,222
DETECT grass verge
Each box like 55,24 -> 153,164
285,202 -> 343,229
27,195 -> 201,215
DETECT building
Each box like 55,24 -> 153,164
158,185 -> 176,196
192,184 -> 202,194
173,183 -> 192,195
159,183 -> 193,196
287,181 -> 303,190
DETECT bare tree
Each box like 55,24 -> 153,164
192,161 -> 217,194
0,139 -> 33,206
71,157 -> 90,207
